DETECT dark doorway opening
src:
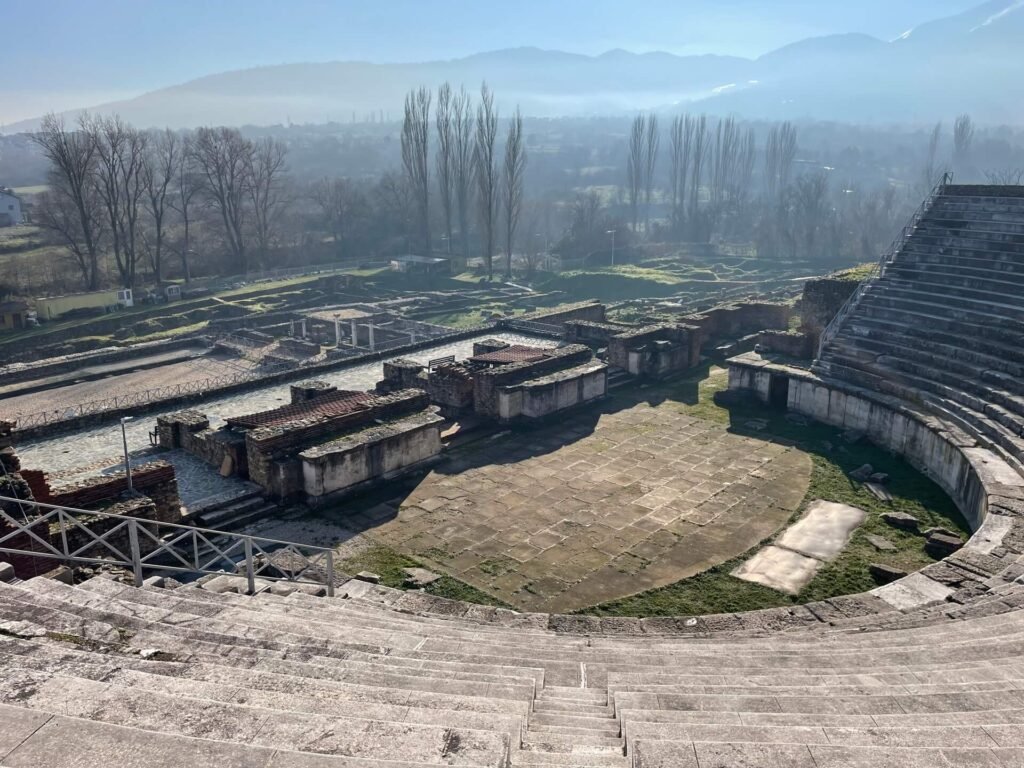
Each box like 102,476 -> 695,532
769,374 -> 790,410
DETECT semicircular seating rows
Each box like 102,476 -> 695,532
2,185 -> 1024,768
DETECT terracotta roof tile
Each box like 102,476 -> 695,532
227,390 -> 375,429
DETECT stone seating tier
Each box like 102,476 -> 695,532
817,186 -> 1024,474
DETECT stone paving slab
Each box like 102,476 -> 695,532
367,399 -> 812,612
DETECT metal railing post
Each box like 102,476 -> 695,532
326,550 -> 335,597
244,537 -> 256,595
127,518 -> 144,587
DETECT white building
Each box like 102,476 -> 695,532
0,188 -> 23,227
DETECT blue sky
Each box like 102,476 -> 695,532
0,0 -> 982,124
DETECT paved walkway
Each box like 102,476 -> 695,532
360,396 -> 812,612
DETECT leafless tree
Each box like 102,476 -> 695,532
732,127 -> 757,223
31,114 -> 104,289
89,115 -> 149,289
764,121 -> 798,201
668,114 -> 694,235
791,171 -> 829,258
452,87 -> 474,261
141,129 -> 179,282
311,176 -> 356,258
984,168 -> 1024,185
922,122 -> 942,192
435,82 -> 455,254
709,117 -> 740,230
167,134 -> 202,282
688,115 -> 709,232
626,115 -> 645,233
192,126 -> 253,273
642,114 -> 659,234
954,114 -> 974,179
401,87 -> 432,253
502,108 -> 526,279
246,136 -> 289,267
474,83 -> 499,279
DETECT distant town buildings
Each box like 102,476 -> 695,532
0,187 -> 23,227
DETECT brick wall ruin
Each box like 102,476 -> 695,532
607,324 -> 701,378
473,344 -> 594,419
798,278 -> 859,351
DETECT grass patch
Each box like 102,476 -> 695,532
336,544 -> 510,607
579,370 -> 968,618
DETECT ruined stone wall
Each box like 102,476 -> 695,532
245,390 -> 429,498
301,411 -> 444,503
473,345 -> 594,419
497,362 -> 608,422
290,380 -> 338,404
686,301 -> 792,344
26,461 -> 181,524
518,301 -> 607,327
426,364 -> 475,415
755,330 -> 814,359
157,411 -> 247,476
563,320 -> 632,347
798,278 -> 859,350
376,359 -> 426,394
607,324 -> 700,376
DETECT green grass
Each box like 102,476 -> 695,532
578,372 -> 968,617
336,544 -> 510,607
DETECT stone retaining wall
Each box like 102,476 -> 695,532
727,352 -> 1024,613
473,345 -> 594,420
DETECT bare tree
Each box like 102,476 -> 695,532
764,121 -> 798,201
167,134 -> 201,282
954,114 -> 974,179
452,87 -> 474,262
246,136 -> 289,268
401,87 -> 432,253
192,126 -> 253,274
435,82 -> 455,255
668,114 -> 694,235
985,168 -> 1024,185
732,127 -> 757,225
688,115 -> 709,233
922,122 -> 942,192
626,115 -> 645,233
31,114 -> 104,289
311,177 -> 355,259
642,114 -> 659,233
141,128 -> 179,283
792,172 -> 829,258
502,108 -> 526,279
89,115 -> 149,289
709,117 -> 740,231
474,82 -> 499,280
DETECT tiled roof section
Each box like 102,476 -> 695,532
226,390 -> 376,429
468,345 -> 552,364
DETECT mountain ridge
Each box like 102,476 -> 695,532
7,0 -> 1022,131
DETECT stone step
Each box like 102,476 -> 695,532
623,720 -> 1013,748
512,752 -> 629,767
0,703 -> 502,768
0,671 -> 511,766
520,732 -> 624,754
630,738 -> 1024,768
530,712 -> 620,732
534,700 -> 616,716
526,724 -> 620,739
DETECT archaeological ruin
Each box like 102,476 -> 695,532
1,183 -> 1024,766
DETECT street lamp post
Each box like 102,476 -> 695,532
607,229 -> 617,267
120,416 -> 134,492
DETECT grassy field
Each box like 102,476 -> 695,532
577,369 -> 968,617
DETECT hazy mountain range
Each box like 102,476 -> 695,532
8,0 -> 1024,131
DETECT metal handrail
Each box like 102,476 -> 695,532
816,172 -> 951,359
0,495 -> 335,595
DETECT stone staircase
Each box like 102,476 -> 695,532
0,565 -> 1023,766
816,186 -> 1024,475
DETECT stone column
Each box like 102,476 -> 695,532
289,319 -> 295,336
350,319 -> 358,347
300,318 -> 307,338
334,317 -> 342,345
368,323 -> 375,351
